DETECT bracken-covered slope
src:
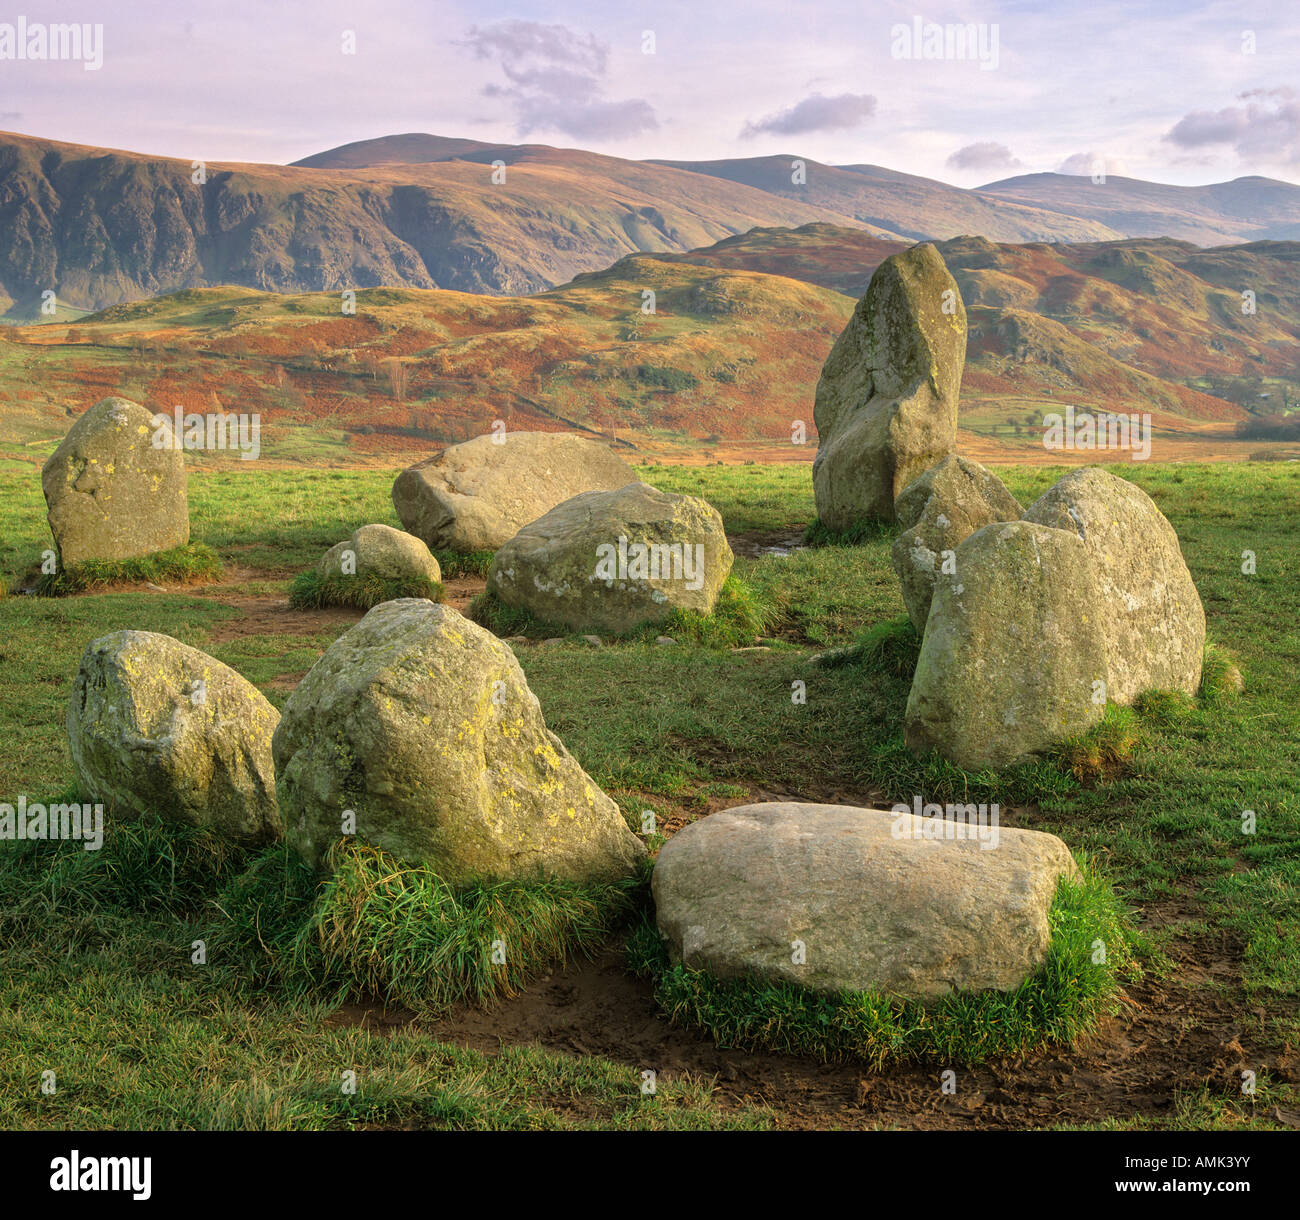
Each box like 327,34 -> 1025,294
0,131 -> 868,315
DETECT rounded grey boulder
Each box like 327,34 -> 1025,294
488,482 -> 733,634
272,599 -> 646,884
318,523 -> 441,583
392,431 -> 637,553
42,397 -> 189,567
652,802 -> 1079,1001
905,520 -> 1109,769
891,455 -> 1022,632
67,630 -> 281,843
1023,466 -> 1205,702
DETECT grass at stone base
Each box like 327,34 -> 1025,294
26,542 -> 223,596
626,864 -> 1141,1069
433,548 -> 496,579
468,573 -> 774,648
287,569 -> 444,611
209,838 -> 646,1013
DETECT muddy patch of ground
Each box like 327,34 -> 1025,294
327,904 -> 1293,1130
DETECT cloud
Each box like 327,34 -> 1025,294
461,21 -> 657,141
1057,151 -> 1129,177
740,92 -> 876,139
946,141 -> 1021,172
1163,88 -> 1300,165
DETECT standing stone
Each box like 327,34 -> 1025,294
42,397 -> 189,566
318,523 -> 441,584
892,455 -> 1022,632
67,631 -> 281,843
652,802 -> 1079,1000
905,521 -> 1108,769
273,599 -> 646,884
813,243 -> 967,528
488,482 -> 733,634
392,432 -> 637,553
1023,467 -> 1205,702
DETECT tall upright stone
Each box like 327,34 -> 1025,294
42,397 -> 189,567
812,243 -> 967,528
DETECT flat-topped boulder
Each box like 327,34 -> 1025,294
1023,466 -> 1205,702
905,520 -> 1108,770
318,523 -> 441,584
813,243 -> 967,529
892,455 -> 1022,632
42,397 -> 189,566
652,802 -> 1079,1000
487,481 -> 733,634
272,599 -> 646,885
67,631 -> 281,843
392,431 -> 637,553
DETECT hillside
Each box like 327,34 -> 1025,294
650,156 -> 1123,244
9,129 -> 1292,318
5,225 -> 1289,470
976,173 -> 1300,245
0,131 -> 864,316
0,258 -> 856,463
644,225 -> 1298,430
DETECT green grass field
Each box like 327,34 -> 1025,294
1,459 -> 1297,1129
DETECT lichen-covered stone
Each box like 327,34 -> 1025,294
652,802 -> 1079,1000
905,521 -> 1108,769
488,482 -> 733,634
813,243 -> 967,528
318,523 -> 441,583
891,455 -> 1022,631
1023,466 -> 1205,702
42,397 -> 189,566
273,599 -> 646,884
67,631 -> 281,842
393,431 -> 637,553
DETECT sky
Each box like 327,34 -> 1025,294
0,0 -> 1297,186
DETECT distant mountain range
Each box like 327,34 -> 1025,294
2,129 -> 1298,316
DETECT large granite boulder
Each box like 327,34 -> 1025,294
67,631 -> 281,843
392,432 -> 637,553
273,599 -> 646,884
1023,467 -> 1205,702
318,523 -> 441,584
905,521 -> 1108,770
42,397 -> 189,567
487,482 -> 733,634
652,802 -> 1079,1000
812,243 -> 967,529
892,455 -> 1022,632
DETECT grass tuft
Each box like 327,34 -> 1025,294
803,516 -> 894,548
30,542 -> 223,595
628,861 -> 1140,1068
210,839 -> 645,1013
1199,643 -> 1244,701
288,569 -> 444,610
1049,706 -> 1144,783
469,574 -> 773,648
433,548 -> 496,579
